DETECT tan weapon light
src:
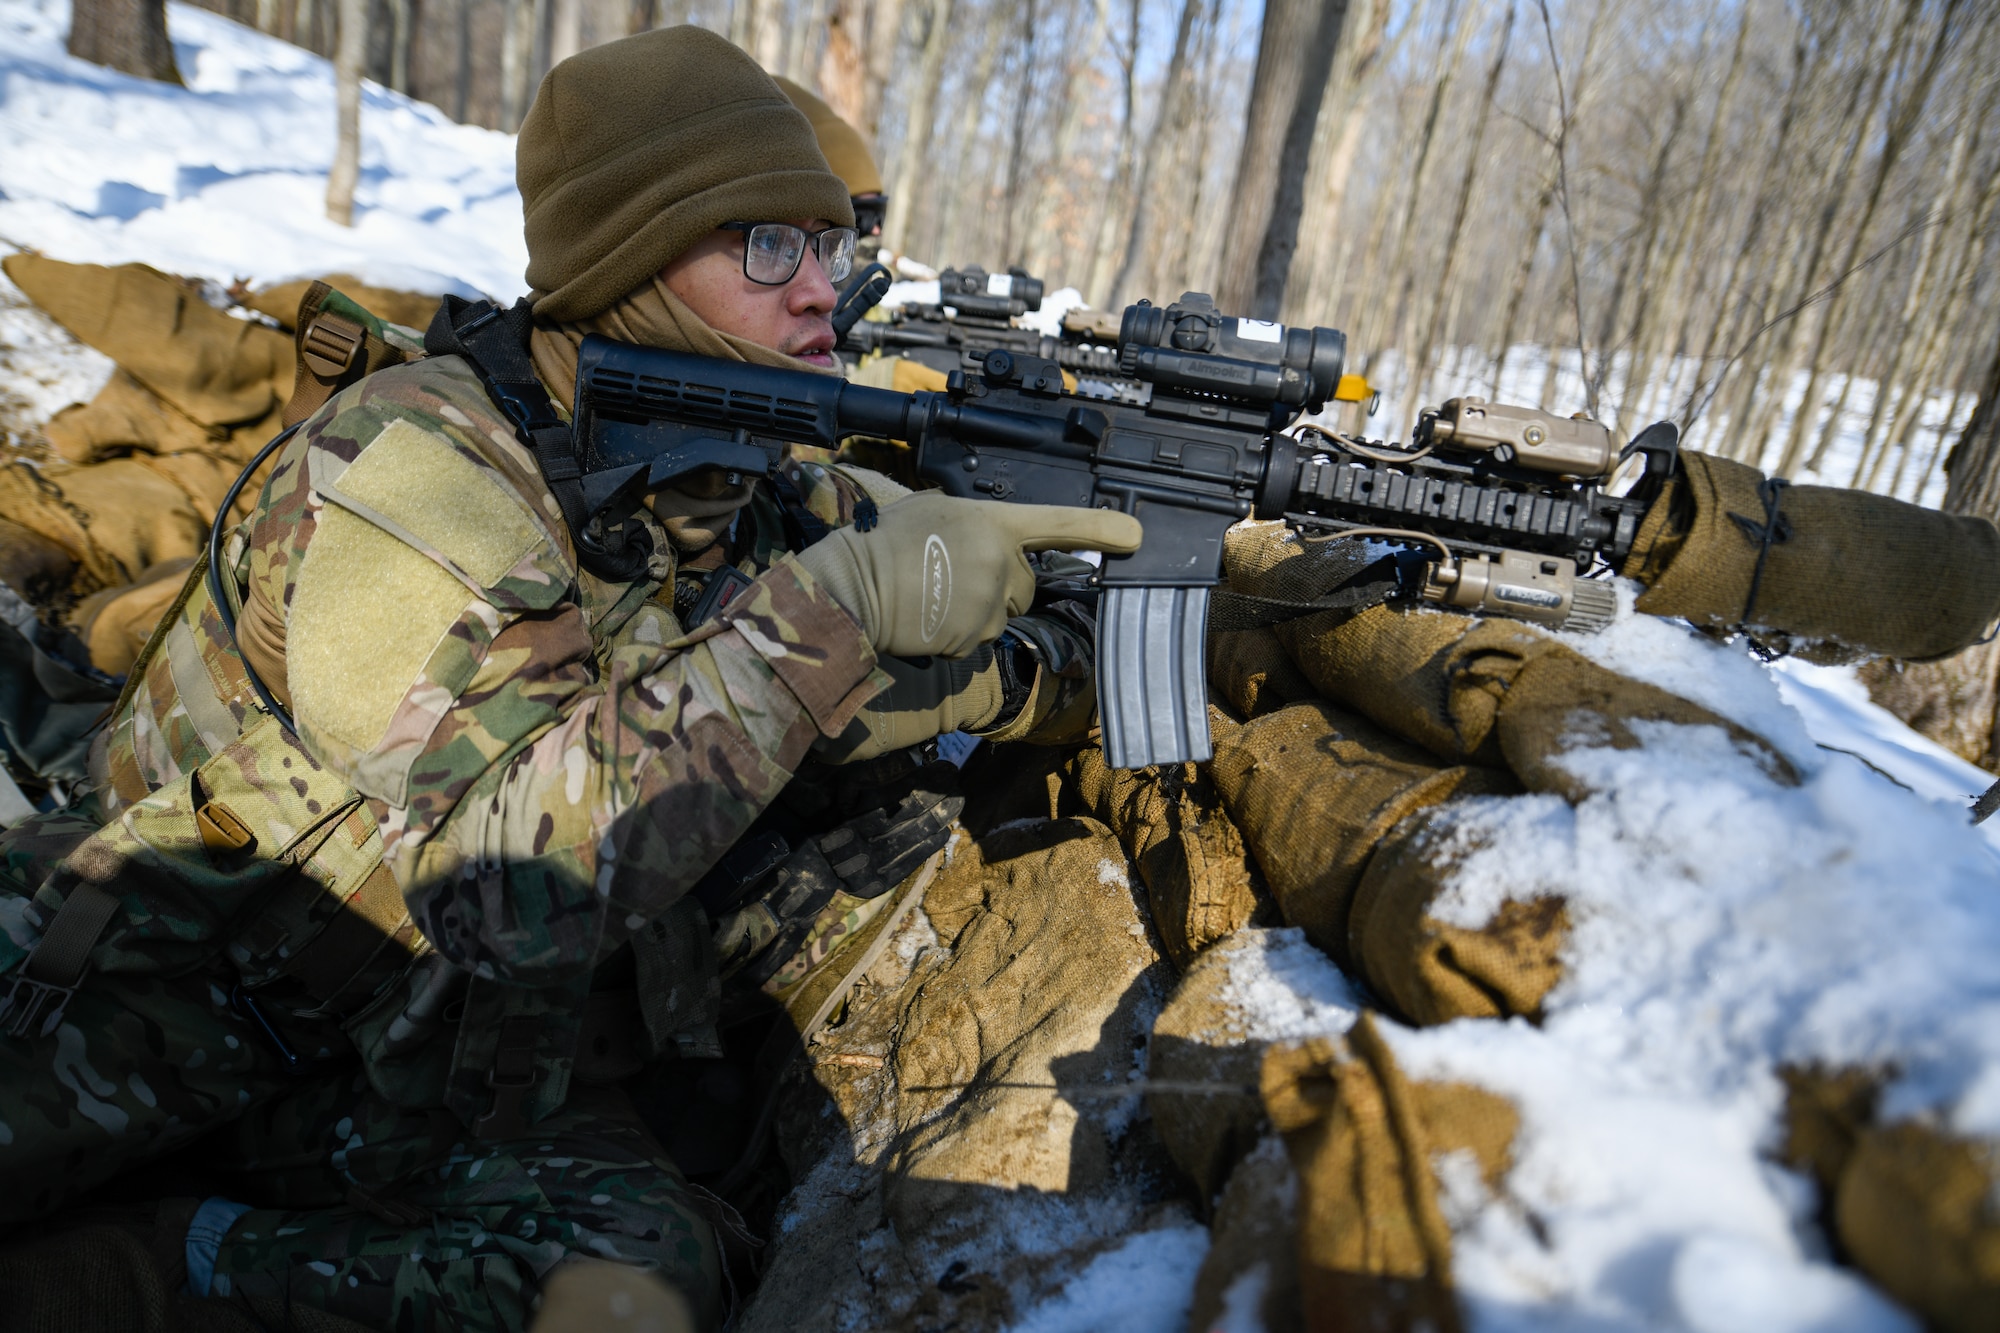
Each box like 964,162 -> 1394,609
1307,527 -> 1618,632
1420,548 -> 1617,632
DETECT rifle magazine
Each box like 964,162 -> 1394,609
1097,585 -> 1213,770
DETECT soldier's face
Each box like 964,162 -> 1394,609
660,218 -> 840,368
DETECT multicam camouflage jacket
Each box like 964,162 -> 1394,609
1,351 -> 1092,1136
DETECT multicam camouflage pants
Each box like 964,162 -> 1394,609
0,844 -> 719,1332
209,1075 -> 721,1332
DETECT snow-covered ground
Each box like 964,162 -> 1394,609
0,0 -> 522,297
4,3 -> 1998,1331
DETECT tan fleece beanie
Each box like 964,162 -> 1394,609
518,26 -> 855,324
771,75 -> 884,196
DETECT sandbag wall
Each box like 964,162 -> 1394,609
0,257 -> 438,676
1078,520 -> 1996,1333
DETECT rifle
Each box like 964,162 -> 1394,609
837,264 -> 1132,389
567,292 -> 1679,769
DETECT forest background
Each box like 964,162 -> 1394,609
64,0 -> 2000,766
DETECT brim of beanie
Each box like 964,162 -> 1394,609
528,170 -> 856,324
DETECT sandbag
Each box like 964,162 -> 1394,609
1349,811 -> 1569,1025
1208,699 -> 1513,966
42,369 -> 217,463
1146,931 -> 1292,1202
0,459 -> 200,595
1261,1014 -> 1517,1333
1188,1136 -> 1303,1333
68,557 -> 195,676
2,256 -> 291,429
530,1261 -> 695,1333
1782,1065 -> 2000,1333
1624,450 -> 2000,662
883,818 -> 1165,1233
242,274 -> 442,334
1278,603 -> 1795,801
0,515 -> 76,604
1068,717 -> 1263,969
1208,625 -> 1314,719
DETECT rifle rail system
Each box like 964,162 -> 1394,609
570,292 -> 1678,769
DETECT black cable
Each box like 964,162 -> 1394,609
205,423 -> 303,734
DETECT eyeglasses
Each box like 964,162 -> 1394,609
719,222 -> 858,286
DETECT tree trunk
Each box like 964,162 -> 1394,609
817,0 -> 867,125
1290,0 -> 1391,324
1624,0 -> 1749,423
327,0 -> 368,225
386,0 -> 411,90
1364,0 -> 1476,385
548,0 -> 581,66
862,0 -> 909,140
1860,322 -> 2000,773
1212,0 -> 1349,317
1023,0 -> 1112,275
1772,0 -> 1959,478
67,0 -> 182,83
1084,0 -> 1143,305
1104,0 -> 1199,307
501,0 -> 535,128
881,0 -> 952,255
454,0 -> 471,120
998,0 -> 1039,263
934,0 -> 1015,266
1398,1 -> 1513,431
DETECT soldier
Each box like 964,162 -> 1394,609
0,26 -> 1136,1333
770,75 -> 887,248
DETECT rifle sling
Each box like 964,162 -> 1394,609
423,297 -> 642,579
19,882 -> 120,993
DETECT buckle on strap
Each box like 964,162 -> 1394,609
0,973 -> 75,1039
473,1015 -> 542,1141
300,314 -> 366,379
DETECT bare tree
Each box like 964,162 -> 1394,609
327,0 -> 369,225
933,0 -> 1016,264
550,0 -> 583,64
881,0 -> 954,254
817,0 -> 868,123
1212,0 -> 1350,317
862,0 -> 909,138
68,0 -> 183,83
1105,0 -> 1201,307
1861,324 -> 2000,769
500,0 -> 536,128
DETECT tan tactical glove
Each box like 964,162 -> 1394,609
813,644 -> 1007,763
791,493 -> 1142,657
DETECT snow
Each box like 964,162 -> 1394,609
4,4 -> 1997,1330
877,277 -> 1090,336
0,266 -> 111,442
0,0 -> 523,298
1217,925 -> 1364,1042
1215,586 -> 2000,1330
1005,1223 -> 1209,1333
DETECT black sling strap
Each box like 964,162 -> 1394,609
424,296 -> 653,582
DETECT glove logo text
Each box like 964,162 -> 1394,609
922,533 -> 952,644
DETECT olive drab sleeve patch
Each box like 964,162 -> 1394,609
286,506 -> 477,794
313,418 -> 563,602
